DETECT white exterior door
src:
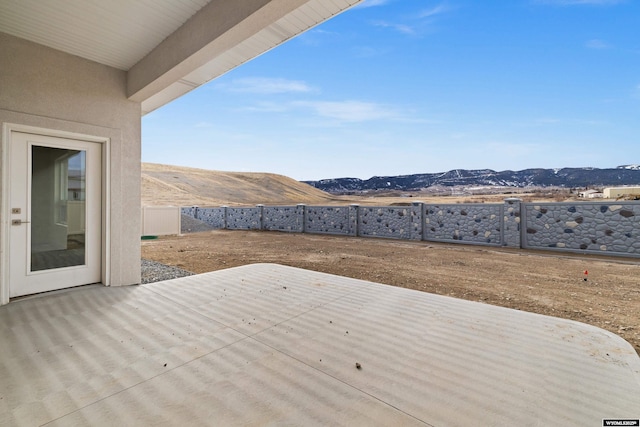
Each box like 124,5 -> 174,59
8,132 -> 102,297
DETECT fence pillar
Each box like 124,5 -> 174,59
503,198 -> 522,247
349,204 -> 360,236
222,206 -> 228,229
297,204 -> 307,233
410,202 -> 424,240
256,204 -> 265,230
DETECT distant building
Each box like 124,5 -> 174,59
603,187 -> 640,199
578,189 -> 603,199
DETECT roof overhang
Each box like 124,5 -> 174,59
0,0 -> 362,115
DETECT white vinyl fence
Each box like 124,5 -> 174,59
141,206 -> 181,236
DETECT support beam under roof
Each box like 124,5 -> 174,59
129,0 -> 362,115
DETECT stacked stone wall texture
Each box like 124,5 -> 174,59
304,206 -> 353,235
410,203 -> 424,240
263,206 -> 304,232
424,204 -> 503,245
358,207 -> 413,239
181,201 -> 640,257
187,207 -> 226,228
226,207 -> 261,230
523,202 -> 640,255
503,198 -> 522,248
181,207 -> 197,218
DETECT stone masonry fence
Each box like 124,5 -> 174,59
181,199 -> 640,258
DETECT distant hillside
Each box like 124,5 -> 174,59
142,163 -> 341,206
304,166 -> 640,194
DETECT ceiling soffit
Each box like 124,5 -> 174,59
0,0 -> 363,115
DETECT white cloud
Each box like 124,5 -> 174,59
370,2 -> 452,36
371,20 -> 416,35
220,77 -> 316,94
293,100 -> 401,122
585,39 -> 611,49
234,98 -> 425,124
298,28 -> 341,46
237,101 -> 290,113
418,4 -> 451,18
356,0 -> 393,8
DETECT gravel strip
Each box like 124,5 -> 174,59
141,258 -> 194,284
141,214 -> 210,284
181,214 -> 214,233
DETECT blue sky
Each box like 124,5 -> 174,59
142,0 -> 639,181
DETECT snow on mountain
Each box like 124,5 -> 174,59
304,167 -> 640,194
618,164 -> 640,170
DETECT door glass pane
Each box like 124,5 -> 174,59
31,146 -> 86,271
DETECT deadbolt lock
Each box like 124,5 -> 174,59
11,208 -> 21,214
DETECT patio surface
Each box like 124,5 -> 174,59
1,263 -> 639,426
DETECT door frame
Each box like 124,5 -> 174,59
1,123 -> 111,305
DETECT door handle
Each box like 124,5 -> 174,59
11,219 -> 30,226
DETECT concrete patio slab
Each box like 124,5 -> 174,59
1,263 -> 639,426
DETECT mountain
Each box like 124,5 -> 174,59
304,166 -> 640,194
142,163 -> 341,206
618,164 -> 640,171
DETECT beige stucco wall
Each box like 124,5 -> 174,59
0,32 -> 141,287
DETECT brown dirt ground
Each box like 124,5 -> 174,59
141,230 -> 640,356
